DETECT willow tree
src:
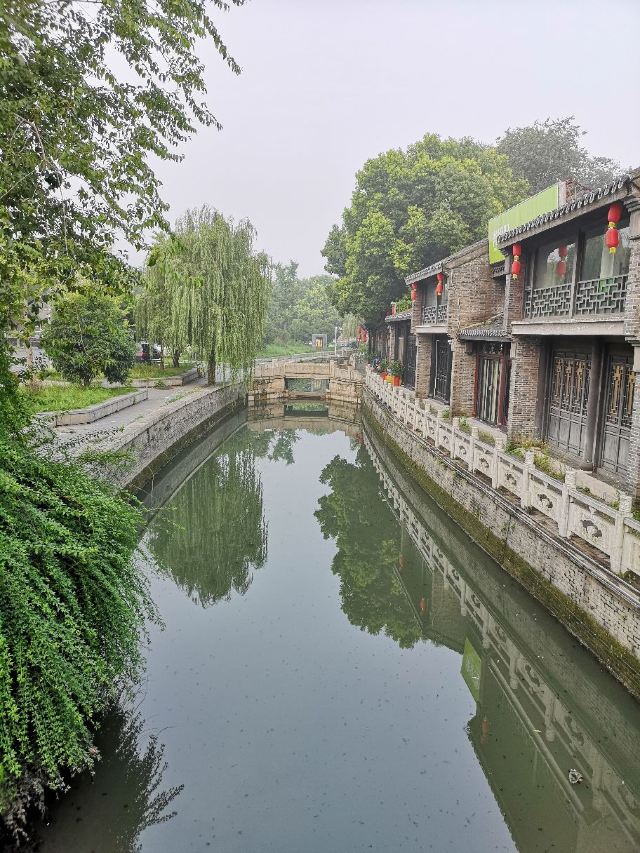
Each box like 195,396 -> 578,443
142,207 -> 271,383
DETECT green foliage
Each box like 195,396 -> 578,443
148,429 -> 268,606
0,425 -> 154,831
322,133 -> 528,325
263,262 -> 345,345
19,384 -> 133,414
138,207 -> 271,383
389,360 -> 403,378
497,117 -> 621,194
394,294 -> 411,313
315,447 -> 422,648
41,290 -> 136,386
0,0 -> 243,338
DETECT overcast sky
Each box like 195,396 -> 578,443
146,0 -> 640,276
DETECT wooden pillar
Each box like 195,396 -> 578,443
497,349 -> 508,427
584,340 -> 603,467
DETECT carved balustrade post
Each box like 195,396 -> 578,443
521,450 -> 535,510
612,494 -> 633,574
470,425 -> 478,474
558,468 -> 576,538
492,435 -> 506,490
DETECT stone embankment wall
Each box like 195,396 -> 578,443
364,386 -> 640,697
103,383 -> 244,489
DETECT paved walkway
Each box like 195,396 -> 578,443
54,381 -> 208,442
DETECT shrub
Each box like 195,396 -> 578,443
0,426 -> 155,838
41,290 -> 136,386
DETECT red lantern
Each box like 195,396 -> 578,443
556,259 -> 567,277
606,202 -> 624,254
608,202 -> 623,224
606,227 -> 620,253
419,597 -> 427,614
435,272 -> 444,297
410,282 -> 417,301
511,244 -> 522,280
558,244 -> 568,258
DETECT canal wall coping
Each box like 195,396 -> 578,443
94,382 -> 245,488
363,384 -> 640,697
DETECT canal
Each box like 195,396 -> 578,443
34,413 -> 640,852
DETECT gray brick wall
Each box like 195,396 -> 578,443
507,336 -> 543,440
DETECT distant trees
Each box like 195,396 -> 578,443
322,134 -> 529,326
42,289 -> 136,386
137,207 -> 272,383
263,263 -> 351,345
496,116 -> 621,195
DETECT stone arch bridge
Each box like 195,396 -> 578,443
248,357 -> 363,407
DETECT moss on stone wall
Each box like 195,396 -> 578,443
363,398 -> 640,700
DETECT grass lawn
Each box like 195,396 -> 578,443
256,342 -> 316,358
128,362 -> 196,379
20,384 -> 135,414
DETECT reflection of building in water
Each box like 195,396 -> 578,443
364,430 -> 640,853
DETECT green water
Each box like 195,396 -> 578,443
35,415 -> 640,852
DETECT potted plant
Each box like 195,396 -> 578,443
380,359 -> 388,380
390,360 -> 403,386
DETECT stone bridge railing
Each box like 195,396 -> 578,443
365,367 -> 640,578
249,358 -> 363,406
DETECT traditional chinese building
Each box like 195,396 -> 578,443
384,308 -> 416,390
496,171 -> 640,497
406,240 -> 503,413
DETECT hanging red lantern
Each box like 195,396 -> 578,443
435,272 -> 444,297
410,282 -> 417,301
606,202 -> 624,254
558,244 -> 568,258
556,259 -> 567,277
608,202 -> 623,224
605,227 -> 620,253
511,243 -> 522,280
419,596 -> 427,614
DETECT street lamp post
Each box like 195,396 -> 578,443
334,325 -> 342,356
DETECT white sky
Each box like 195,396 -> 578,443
143,0 -> 640,276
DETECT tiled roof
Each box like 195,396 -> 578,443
405,239 -> 488,286
458,315 -> 509,341
385,309 -> 413,323
497,175 -> 631,246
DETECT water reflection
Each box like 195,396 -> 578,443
31,707 -> 182,853
315,444 -> 423,648
148,430 -> 268,606
33,416 -> 640,852
321,425 -> 640,852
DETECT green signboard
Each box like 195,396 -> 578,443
488,183 -> 561,264
461,637 -> 482,703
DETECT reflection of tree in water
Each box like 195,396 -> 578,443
315,447 -> 422,648
245,427 -> 299,465
148,432 -> 268,607
33,706 -> 182,853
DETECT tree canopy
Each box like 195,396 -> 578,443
496,116 -> 621,195
263,262 -> 349,345
137,207 -> 271,382
42,289 -> 136,386
0,0 -> 243,343
322,134 -> 528,326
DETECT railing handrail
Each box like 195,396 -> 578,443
365,366 -> 638,579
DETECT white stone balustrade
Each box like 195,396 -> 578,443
365,367 -> 639,578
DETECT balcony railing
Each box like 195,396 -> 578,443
524,274 -> 628,320
422,304 -> 448,325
